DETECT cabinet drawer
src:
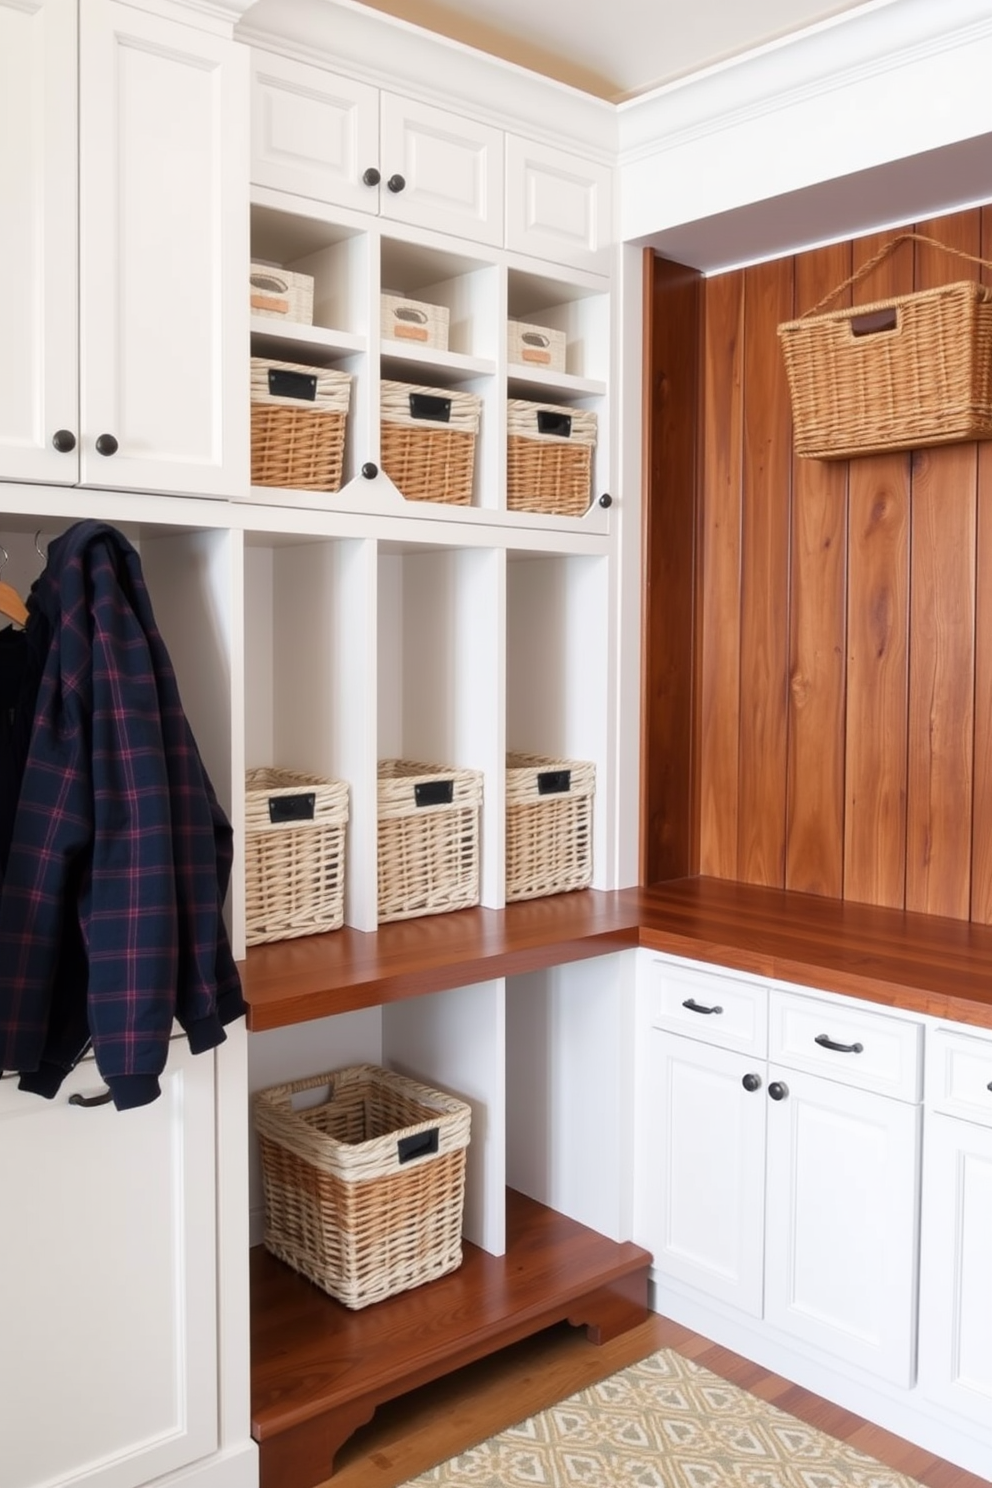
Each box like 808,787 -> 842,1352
769,988 -> 923,1101
926,1025 -> 992,1125
640,954 -> 767,1055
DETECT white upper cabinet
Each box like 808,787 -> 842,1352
0,0 -> 78,486
505,135 -> 613,275
250,49 -> 380,211
250,52 -> 503,246
0,0 -> 248,497
79,0 -> 248,497
379,94 -> 503,246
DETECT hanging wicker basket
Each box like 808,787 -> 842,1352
778,233 -> 992,461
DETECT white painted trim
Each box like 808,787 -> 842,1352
618,0 -> 992,256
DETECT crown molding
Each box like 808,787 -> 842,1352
236,0 -> 616,161
617,0 -> 992,163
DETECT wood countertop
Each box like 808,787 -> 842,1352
240,877 -> 992,1033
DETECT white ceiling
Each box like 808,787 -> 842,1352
348,0 -> 876,101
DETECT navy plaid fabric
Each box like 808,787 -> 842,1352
0,521 -> 244,1110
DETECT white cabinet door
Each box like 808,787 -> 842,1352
380,93 -> 503,246
917,1112 -> 992,1425
0,1043 -> 218,1488
764,1064 -> 921,1386
638,1029 -> 766,1316
250,48 -> 380,211
79,0 -> 248,497
0,0 -> 79,485
506,134 -> 613,273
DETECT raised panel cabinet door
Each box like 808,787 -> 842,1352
79,0 -> 249,498
764,1064 -> 921,1386
0,1043 -> 218,1488
250,49 -> 380,211
505,135 -> 613,274
917,1114 -> 992,1426
0,0 -> 78,484
637,1029 -> 766,1316
379,93 -> 504,246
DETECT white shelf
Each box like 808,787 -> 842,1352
379,341 -> 496,380
507,365 -> 607,398
250,317 -> 366,361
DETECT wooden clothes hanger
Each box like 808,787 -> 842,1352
0,546 -> 29,628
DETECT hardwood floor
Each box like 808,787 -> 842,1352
321,1312 -> 991,1488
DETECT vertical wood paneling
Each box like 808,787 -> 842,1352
905,212 -> 979,919
698,270 -> 744,878
844,233 -> 913,909
738,258 -> 794,886
640,252 -> 702,884
786,244 -> 850,897
972,207 -> 992,922
645,200 -> 992,923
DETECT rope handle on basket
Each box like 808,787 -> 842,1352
802,232 -> 992,319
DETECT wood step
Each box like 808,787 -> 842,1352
251,1189 -> 652,1487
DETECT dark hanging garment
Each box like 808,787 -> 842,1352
0,521 -> 244,1110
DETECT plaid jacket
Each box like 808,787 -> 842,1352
0,521 -> 244,1110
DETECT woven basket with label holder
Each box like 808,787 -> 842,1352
251,357 -> 352,491
380,381 -> 481,505
506,753 -> 595,901
778,233 -> 992,460
506,399 -> 596,516
244,767 -> 348,944
254,1063 -> 471,1309
377,759 -> 483,921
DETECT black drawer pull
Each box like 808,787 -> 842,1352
815,1033 -> 864,1054
268,793 -> 315,824
414,779 -> 454,807
537,769 -> 571,795
682,997 -> 723,1016
409,392 -> 451,422
397,1127 -> 438,1163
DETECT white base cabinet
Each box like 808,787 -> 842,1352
917,1025 -> 992,1430
635,952 -> 924,1389
1,1045 -> 221,1488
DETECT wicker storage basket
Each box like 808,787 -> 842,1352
380,381 -> 481,505
778,232 -> 992,460
245,767 -> 349,945
250,262 -> 314,325
506,753 -> 595,901
254,1063 -> 471,1309
506,400 -> 597,516
251,357 -> 352,491
378,759 -> 483,922
507,320 -> 566,372
381,292 -> 449,350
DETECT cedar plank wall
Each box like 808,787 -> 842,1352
644,203 -> 992,921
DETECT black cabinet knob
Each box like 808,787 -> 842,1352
386,173 -> 406,194
362,462 -> 378,479
52,429 -> 76,454
742,1072 -> 762,1093
598,493 -> 613,508
768,1081 -> 789,1101
362,167 -> 381,187
95,433 -> 119,457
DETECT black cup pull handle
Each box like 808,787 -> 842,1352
397,1127 -> 438,1164
682,997 -> 723,1016
69,1088 -> 113,1108
814,1033 -> 864,1054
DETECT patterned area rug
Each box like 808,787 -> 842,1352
403,1347 -> 924,1487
